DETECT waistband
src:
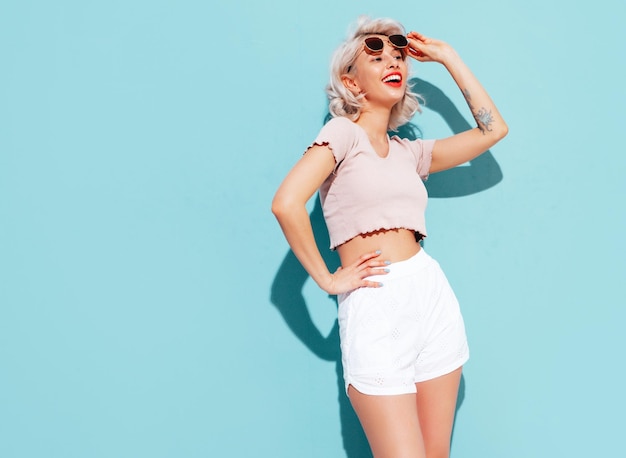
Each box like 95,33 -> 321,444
366,248 -> 432,281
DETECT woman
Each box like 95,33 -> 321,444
272,16 -> 507,458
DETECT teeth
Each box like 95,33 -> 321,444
383,74 -> 401,83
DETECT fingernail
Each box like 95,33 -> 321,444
384,260 -> 391,265
375,250 -> 381,254
384,268 -> 390,273
378,282 -> 384,287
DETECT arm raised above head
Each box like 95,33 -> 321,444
406,31 -> 509,174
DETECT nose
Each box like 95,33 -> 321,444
386,53 -> 399,68
382,47 -> 400,68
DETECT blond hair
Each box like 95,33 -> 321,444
326,16 -> 422,131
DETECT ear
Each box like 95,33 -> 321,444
341,74 -> 361,95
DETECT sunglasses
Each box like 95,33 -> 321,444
363,34 -> 409,54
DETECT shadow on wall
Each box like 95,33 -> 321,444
405,78 -> 503,196
270,78 -> 502,458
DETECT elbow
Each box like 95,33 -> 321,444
271,194 -> 294,220
498,117 -> 509,139
491,121 -> 509,142
271,196 -> 285,219
500,121 -> 509,139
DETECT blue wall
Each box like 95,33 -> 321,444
1,1 -> 624,457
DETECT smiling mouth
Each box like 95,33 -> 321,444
382,73 -> 403,87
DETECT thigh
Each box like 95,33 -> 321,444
415,367 -> 463,458
348,385 -> 426,458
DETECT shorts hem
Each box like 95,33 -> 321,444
413,353 -> 470,384
346,380 -> 417,397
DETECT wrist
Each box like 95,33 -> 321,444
315,272 -> 335,294
440,46 -> 461,67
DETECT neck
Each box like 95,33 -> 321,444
355,107 -> 391,141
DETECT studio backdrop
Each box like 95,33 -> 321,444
1,1 -> 624,457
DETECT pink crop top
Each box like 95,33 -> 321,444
306,116 -> 435,250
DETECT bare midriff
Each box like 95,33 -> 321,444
336,228 -> 422,267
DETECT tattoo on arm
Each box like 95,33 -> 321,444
463,89 -> 494,134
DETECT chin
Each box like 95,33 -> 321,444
389,91 -> 405,105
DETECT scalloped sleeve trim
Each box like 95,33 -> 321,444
303,117 -> 357,170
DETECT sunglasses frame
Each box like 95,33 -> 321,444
363,34 -> 409,54
346,34 -> 409,73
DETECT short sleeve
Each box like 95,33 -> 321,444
410,138 -> 436,180
305,117 -> 357,165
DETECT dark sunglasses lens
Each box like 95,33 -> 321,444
364,37 -> 384,52
388,34 -> 408,48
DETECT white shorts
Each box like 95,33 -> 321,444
337,249 -> 469,396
